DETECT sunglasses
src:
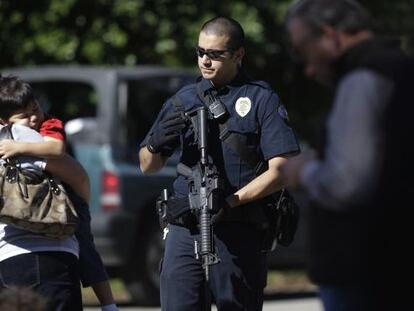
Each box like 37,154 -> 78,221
195,46 -> 233,59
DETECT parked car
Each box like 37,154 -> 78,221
2,65 -> 307,306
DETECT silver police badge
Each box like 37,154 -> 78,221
235,97 -> 251,117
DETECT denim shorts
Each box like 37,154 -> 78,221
0,251 -> 82,311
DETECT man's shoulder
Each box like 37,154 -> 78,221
242,80 -> 280,105
246,79 -> 272,90
340,69 -> 394,90
173,82 -> 198,103
244,79 -> 275,97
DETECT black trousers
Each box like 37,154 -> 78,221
160,223 -> 268,311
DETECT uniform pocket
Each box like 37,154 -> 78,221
0,253 -> 40,288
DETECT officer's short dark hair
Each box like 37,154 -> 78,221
286,0 -> 373,36
0,75 -> 35,120
201,16 -> 245,50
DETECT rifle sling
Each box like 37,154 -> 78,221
170,83 -> 266,176
196,82 -> 266,175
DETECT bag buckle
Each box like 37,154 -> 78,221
48,178 -> 61,195
5,166 -> 18,183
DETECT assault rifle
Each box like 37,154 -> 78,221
176,106 -> 221,281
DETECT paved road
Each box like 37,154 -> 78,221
85,297 -> 323,311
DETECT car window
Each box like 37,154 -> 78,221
30,82 -> 97,122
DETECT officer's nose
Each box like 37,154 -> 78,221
201,55 -> 212,65
201,54 -> 211,63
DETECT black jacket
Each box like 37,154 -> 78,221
308,38 -> 414,293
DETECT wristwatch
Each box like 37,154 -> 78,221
146,142 -> 158,154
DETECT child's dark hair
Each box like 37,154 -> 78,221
0,75 -> 36,120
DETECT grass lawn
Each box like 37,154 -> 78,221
265,270 -> 316,294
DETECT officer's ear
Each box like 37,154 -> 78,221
233,47 -> 245,65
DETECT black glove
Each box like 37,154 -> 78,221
147,112 -> 186,154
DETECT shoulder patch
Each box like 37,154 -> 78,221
277,104 -> 290,121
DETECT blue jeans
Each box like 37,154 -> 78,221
160,223 -> 267,311
0,251 -> 82,311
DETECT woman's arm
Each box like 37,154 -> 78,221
46,154 -> 90,203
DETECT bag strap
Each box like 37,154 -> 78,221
1,124 -> 18,167
0,125 -> 28,197
1,124 -> 14,139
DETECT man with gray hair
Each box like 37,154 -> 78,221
280,0 -> 413,310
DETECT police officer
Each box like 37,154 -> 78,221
139,16 -> 299,311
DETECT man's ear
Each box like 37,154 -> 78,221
234,47 -> 245,65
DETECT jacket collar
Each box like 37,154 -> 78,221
334,37 -> 403,82
197,70 -> 250,96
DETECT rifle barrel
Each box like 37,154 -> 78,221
198,107 -> 208,165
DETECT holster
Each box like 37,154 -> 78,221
155,191 -> 197,231
261,190 -> 299,251
155,189 -> 169,230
